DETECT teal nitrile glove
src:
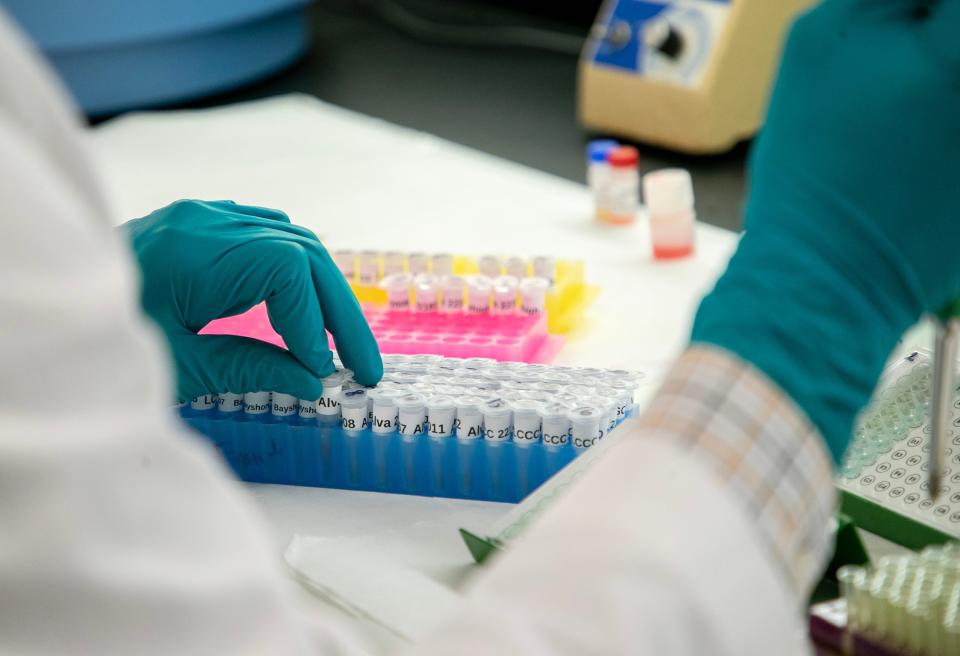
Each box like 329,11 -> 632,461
691,0 -> 960,463
123,200 -> 382,401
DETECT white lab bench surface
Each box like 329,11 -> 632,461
88,94 -> 911,650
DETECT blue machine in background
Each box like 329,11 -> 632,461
1,0 -> 310,116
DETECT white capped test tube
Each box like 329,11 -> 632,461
318,371 -> 346,417
191,394 -> 216,411
334,250 -> 356,281
431,253 -> 454,276
479,255 -> 502,278
397,393 -> 427,437
539,402 -> 571,447
466,275 -> 493,314
383,251 -> 406,275
215,392 -> 243,413
339,388 -> 369,432
427,396 -> 457,438
454,396 -> 486,439
440,275 -> 466,313
532,256 -> 555,284
272,392 -> 298,417
369,388 -> 400,433
382,272 -> 412,311
520,277 -> 550,315
298,397 -> 319,419
491,276 -> 519,315
408,252 -> 429,276
600,382 -> 634,421
358,250 -> 381,285
587,395 -> 617,436
482,398 -> 513,442
243,391 -> 271,415
414,274 -> 439,312
411,382 -> 436,396
569,406 -> 603,449
505,256 -> 528,279
510,399 -> 542,445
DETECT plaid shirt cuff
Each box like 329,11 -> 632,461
636,345 -> 837,592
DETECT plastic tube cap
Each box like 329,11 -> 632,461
587,139 -> 618,163
608,145 -> 639,168
368,388 -> 400,407
643,168 -> 694,215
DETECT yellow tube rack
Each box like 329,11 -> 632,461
336,252 -> 598,334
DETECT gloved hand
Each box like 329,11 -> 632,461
692,0 -> 960,462
122,200 -> 382,401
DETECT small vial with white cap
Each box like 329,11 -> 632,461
478,255 -> 502,278
298,397 -> 319,420
569,406 -> 603,449
358,250 -> 381,285
317,371 -> 346,417
333,250 -> 356,282
605,145 -> 640,225
369,388 -> 400,433
454,396 -> 485,439
510,399 -> 542,445
491,276 -> 519,315
271,392 -> 298,418
339,388 -> 369,432
414,274 -> 439,312
532,256 -> 556,285
482,398 -> 513,442
432,253 -> 454,277
587,395 -> 617,437
243,391 -> 271,415
466,275 -> 493,314
643,168 -> 695,260
383,251 -> 406,276
440,275 -> 466,313
408,252 -> 430,276
216,392 -> 243,413
539,402 -> 571,447
397,393 -> 427,437
427,396 -> 456,438
505,256 -> 528,279
191,394 -> 216,412
519,277 -> 549,315
382,273 -> 412,311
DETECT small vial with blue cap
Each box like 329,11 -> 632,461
586,139 -> 618,222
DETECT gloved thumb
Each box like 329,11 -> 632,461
174,334 -> 326,400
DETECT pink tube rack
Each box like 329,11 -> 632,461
202,303 -> 564,363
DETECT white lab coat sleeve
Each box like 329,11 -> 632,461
0,12 -> 366,656
407,435 -> 810,656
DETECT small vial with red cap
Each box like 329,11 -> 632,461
643,168 -> 696,260
604,145 -> 640,225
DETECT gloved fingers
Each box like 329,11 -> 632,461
226,203 -> 292,223
261,242 -> 338,380
200,199 -> 293,224
304,244 -> 383,386
222,238 -> 336,379
177,334 -> 324,400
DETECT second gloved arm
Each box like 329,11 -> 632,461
122,199 -> 382,401
692,0 -> 960,463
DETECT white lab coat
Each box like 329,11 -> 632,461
0,13 -> 808,655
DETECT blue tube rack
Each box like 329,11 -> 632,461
179,407 -> 635,503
